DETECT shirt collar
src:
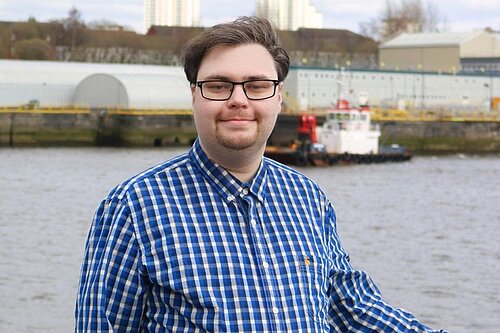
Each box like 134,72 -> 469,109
188,139 -> 267,204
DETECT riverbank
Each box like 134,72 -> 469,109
1,111 -> 499,153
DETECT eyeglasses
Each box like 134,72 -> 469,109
196,79 -> 280,101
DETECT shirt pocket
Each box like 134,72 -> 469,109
297,255 -> 329,323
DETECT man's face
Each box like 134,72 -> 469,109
191,43 -> 282,156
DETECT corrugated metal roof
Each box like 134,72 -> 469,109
380,31 -> 485,48
0,60 -> 190,108
73,72 -> 191,109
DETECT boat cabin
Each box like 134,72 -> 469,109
319,100 -> 381,154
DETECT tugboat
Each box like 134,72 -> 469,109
265,99 -> 412,166
319,99 -> 380,155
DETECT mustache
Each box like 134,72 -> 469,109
216,111 -> 256,121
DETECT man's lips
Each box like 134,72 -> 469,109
219,118 -> 255,123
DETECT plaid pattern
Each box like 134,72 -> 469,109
76,139 -> 445,332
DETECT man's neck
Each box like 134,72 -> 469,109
200,142 -> 264,183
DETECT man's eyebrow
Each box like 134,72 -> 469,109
199,74 -> 230,81
246,75 -> 275,80
198,74 -> 276,81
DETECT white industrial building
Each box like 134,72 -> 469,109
284,66 -> 499,111
0,60 -> 191,109
0,59 -> 498,112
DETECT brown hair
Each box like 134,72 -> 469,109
182,16 -> 290,84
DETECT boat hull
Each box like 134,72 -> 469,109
265,149 -> 412,166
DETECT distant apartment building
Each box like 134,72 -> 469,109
257,0 -> 323,30
144,0 -> 200,33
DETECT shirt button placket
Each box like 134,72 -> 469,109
244,193 -> 283,331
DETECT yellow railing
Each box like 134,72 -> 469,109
370,108 -> 500,122
2,105 -> 499,122
107,109 -> 192,116
281,106 -> 500,122
0,106 -> 91,114
0,106 -> 193,116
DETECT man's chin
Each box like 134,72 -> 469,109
216,135 -> 259,151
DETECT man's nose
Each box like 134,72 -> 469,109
227,84 -> 249,106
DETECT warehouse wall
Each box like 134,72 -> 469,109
379,46 -> 460,73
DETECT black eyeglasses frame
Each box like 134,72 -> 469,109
195,79 -> 280,101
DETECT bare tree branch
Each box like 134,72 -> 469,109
359,0 -> 445,41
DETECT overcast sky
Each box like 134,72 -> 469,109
0,0 -> 498,35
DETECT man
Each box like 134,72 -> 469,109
76,16 -> 446,332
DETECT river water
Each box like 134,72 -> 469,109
0,148 -> 499,332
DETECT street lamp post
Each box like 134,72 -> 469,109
484,82 -> 491,112
418,63 -> 424,110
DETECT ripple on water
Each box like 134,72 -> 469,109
1,149 -> 499,333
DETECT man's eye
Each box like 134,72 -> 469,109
205,82 -> 230,91
246,82 -> 270,90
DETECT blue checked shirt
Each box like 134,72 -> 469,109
76,139 -> 445,332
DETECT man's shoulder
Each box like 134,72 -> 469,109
107,152 -> 192,202
264,157 -> 322,191
263,157 -> 333,216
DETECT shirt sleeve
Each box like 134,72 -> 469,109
324,202 -> 447,333
75,196 -> 147,332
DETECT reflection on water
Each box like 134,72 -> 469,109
0,148 -> 499,332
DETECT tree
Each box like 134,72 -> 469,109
8,20 -> 39,41
13,38 -> 52,60
359,0 -> 443,41
47,20 -> 67,46
0,38 -> 6,58
62,7 -> 88,49
88,19 -> 123,31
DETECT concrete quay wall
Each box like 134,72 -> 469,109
0,110 -> 196,147
377,121 -> 500,154
1,112 -> 499,154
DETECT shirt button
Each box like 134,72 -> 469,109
272,307 -> 279,315
242,187 -> 249,195
227,195 -> 235,201
263,261 -> 270,269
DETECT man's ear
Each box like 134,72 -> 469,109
190,83 -> 196,103
277,83 -> 284,107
